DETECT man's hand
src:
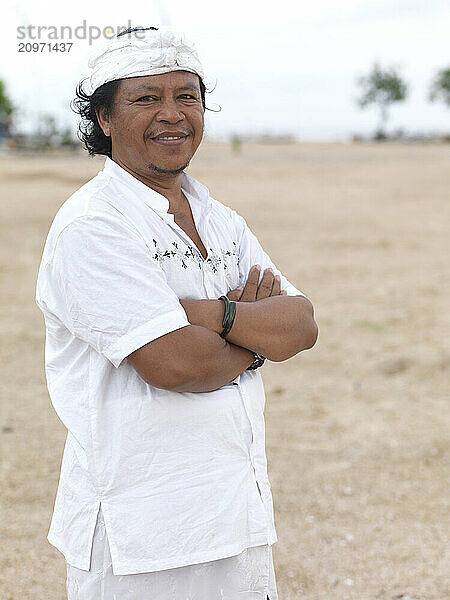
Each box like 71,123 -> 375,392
227,265 -> 288,302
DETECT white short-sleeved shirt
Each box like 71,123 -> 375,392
35,157 -> 305,576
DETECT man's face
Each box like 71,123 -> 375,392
99,70 -> 204,177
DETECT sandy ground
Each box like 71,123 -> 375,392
0,142 -> 449,600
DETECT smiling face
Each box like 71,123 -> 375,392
96,70 -> 205,179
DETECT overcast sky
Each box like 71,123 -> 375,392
1,0 -> 449,140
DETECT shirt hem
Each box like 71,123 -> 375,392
49,531 -> 278,575
110,533 -> 278,576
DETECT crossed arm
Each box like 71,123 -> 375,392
179,265 -> 317,361
128,265 -> 318,393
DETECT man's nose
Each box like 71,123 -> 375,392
155,100 -> 185,123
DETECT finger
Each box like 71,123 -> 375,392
256,268 -> 275,300
271,274 -> 281,296
227,285 -> 244,302
240,265 -> 260,302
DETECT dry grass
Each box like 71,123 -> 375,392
0,142 -> 449,599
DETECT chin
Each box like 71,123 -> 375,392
147,159 -> 191,175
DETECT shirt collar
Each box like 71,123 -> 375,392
102,157 -> 211,216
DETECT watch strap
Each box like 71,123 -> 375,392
246,352 -> 266,370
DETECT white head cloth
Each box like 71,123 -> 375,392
85,26 -> 204,95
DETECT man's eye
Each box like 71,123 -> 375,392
135,96 -> 157,102
179,94 -> 197,100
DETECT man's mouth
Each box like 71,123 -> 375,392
149,133 -> 189,145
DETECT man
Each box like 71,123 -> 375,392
35,26 -> 318,599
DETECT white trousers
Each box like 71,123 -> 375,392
66,508 -> 278,599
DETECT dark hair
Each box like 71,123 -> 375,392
72,76 -> 207,158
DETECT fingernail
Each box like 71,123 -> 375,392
254,264 -> 260,270
275,275 -> 281,281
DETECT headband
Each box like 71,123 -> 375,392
85,26 -> 204,95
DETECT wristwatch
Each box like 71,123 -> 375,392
246,352 -> 266,371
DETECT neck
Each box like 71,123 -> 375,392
112,157 -> 186,214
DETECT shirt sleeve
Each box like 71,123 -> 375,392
44,213 -> 190,368
232,210 -> 306,298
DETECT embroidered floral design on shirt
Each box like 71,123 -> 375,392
152,240 -> 198,269
221,242 -> 240,270
152,239 -> 239,272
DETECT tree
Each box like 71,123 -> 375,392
0,79 -> 14,138
356,62 -> 408,139
429,67 -> 450,107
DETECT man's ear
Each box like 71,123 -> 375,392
96,106 -> 111,137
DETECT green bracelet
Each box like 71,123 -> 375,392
219,296 -> 237,338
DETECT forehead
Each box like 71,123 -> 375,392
118,71 -> 201,94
